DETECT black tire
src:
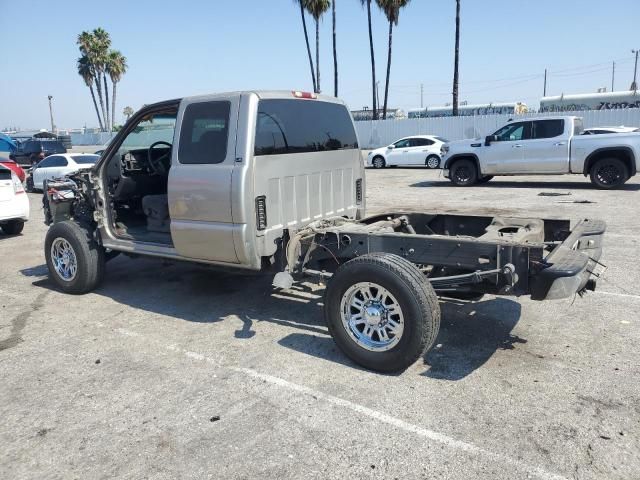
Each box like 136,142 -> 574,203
1,220 -> 25,235
45,221 -> 105,294
25,176 -> 34,193
324,253 -> 440,373
589,157 -> 629,189
372,156 -> 386,169
425,155 -> 440,169
477,175 -> 493,184
449,159 -> 478,186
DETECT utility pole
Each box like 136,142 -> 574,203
47,95 -> 56,134
420,83 -> 424,108
631,49 -> 639,91
612,61 -> 615,92
543,69 -> 547,97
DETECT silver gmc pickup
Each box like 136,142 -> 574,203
42,91 -> 606,372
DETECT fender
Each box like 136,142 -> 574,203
444,153 -> 482,175
581,146 -> 637,176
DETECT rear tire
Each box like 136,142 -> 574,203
45,221 -> 105,294
449,159 -> 478,186
25,176 -> 34,193
1,220 -> 25,235
324,253 -> 440,373
589,157 -> 628,189
372,156 -> 386,169
425,155 -> 440,169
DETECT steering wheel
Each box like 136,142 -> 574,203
147,141 -> 172,175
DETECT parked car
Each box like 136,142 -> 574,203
367,135 -> 448,169
10,139 -> 67,167
41,91 -> 604,373
27,153 -> 99,191
441,116 -> 640,188
0,156 -> 26,182
0,164 -> 29,235
582,126 -> 640,135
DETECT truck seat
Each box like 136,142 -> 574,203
142,194 -> 170,233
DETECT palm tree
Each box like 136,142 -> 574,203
304,0 -> 331,93
106,50 -> 128,132
92,28 -> 112,131
123,106 -> 134,122
360,0 -> 377,119
332,0 -> 338,97
452,0 -> 461,116
77,29 -> 110,131
295,0 -> 317,92
77,55 -> 104,131
376,0 -> 410,120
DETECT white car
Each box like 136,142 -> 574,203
0,164 -> 29,235
367,135 -> 448,169
29,153 -> 99,191
582,126 -> 640,135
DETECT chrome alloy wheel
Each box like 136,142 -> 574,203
340,282 -> 404,352
51,238 -> 78,281
426,156 -> 440,169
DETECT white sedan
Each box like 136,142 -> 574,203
0,164 -> 29,235
29,153 -> 99,191
366,135 -> 448,169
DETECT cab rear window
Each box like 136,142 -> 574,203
254,99 -> 358,156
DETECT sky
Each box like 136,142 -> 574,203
1,0 -> 639,130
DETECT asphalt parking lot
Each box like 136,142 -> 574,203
1,168 -> 639,480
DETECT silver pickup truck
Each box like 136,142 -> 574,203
42,92 -> 605,372
442,116 -> 640,188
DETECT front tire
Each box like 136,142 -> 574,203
589,157 -> 628,189
449,159 -> 478,186
324,253 -> 440,373
1,220 -> 25,235
425,155 -> 440,169
372,156 -> 386,169
45,221 -> 105,294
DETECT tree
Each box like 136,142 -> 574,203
295,0 -> 317,92
77,55 -> 104,131
77,29 -> 111,131
332,0 -> 338,97
304,0 -> 331,93
452,0 -> 461,116
360,0 -> 378,119
92,28 -> 112,131
123,106 -> 134,122
376,0 -> 410,120
106,50 -> 128,132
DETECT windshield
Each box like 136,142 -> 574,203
120,113 -> 176,151
72,155 -> 99,164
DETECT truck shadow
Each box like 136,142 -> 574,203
410,179 -> 640,191
24,256 -> 522,379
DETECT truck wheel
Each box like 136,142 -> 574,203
372,156 -> 386,169
589,157 -> 628,189
425,155 -> 440,169
45,221 -> 105,294
477,175 -> 493,184
25,176 -> 35,193
449,159 -> 478,186
324,253 -> 440,373
1,220 -> 25,235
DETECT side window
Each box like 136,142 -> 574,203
493,122 -> 530,142
48,156 -> 68,167
178,101 -> 230,164
394,139 -> 410,148
531,120 -> 564,139
410,138 -> 433,147
37,157 -> 54,168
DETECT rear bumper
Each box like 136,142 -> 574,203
529,218 -> 605,300
0,194 -> 30,223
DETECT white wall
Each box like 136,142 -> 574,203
354,109 -> 640,148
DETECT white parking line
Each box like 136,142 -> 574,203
594,290 -> 640,300
110,326 -> 569,480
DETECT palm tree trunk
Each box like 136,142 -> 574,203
315,19 -> 320,93
111,82 -> 117,131
89,84 -> 104,131
332,0 -> 338,97
300,2 -> 317,92
366,0 -> 377,119
452,0 -> 461,116
383,21 -> 393,120
94,76 -> 107,132
103,73 -> 110,132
